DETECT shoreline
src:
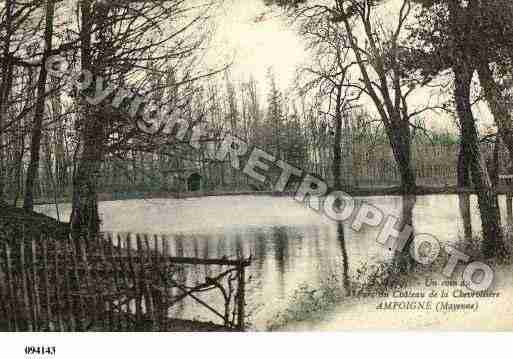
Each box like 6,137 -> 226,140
30,185 -> 513,207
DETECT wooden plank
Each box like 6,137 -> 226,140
0,243 -> 9,331
93,232 -> 108,331
41,236 -> 53,331
61,237 -> 75,331
153,235 -> 160,269
162,256 -> 250,267
127,234 -> 141,330
162,236 -> 170,331
20,233 -> 32,331
116,234 -> 128,331
78,234 -> 95,330
106,233 -> 119,332
31,238 -> 41,331
103,234 -> 114,331
153,235 -> 163,330
135,235 -> 148,330
237,264 -> 245,331
52,237 -> 64,332
143,235 -> 156,331
69,235 -> 85,331
3,241 -> 19,331
92,234 -> 112,332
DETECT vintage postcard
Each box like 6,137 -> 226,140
1,0 -> 513,350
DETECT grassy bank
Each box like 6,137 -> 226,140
267,234 -> 513,331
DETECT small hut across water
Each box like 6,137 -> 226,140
187,173 -> 202,192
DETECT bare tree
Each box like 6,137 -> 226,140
296,12 -> 359,190
24,0 -> 56,210
68,0 -> 219,235
267,0 -> 438,195
411,0 -> 507,258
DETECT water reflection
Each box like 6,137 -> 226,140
272,226 -> 288,297
36,194 -> 512,328
393,195 -> 417,272
507,194 -> 513,232
337,222 -> 350,291
110,224 -> 350,328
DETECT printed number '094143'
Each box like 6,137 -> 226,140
25,346 -> 56,356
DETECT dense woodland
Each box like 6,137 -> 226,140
1,0 -> 513,262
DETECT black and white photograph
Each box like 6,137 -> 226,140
0,0 -> 512,356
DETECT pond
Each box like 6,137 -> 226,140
35,194 -> 509,329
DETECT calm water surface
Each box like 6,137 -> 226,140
36,194 -> 508,329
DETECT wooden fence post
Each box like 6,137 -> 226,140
3,241 -> 19,331
507,190 -> 513,231
20,233 -> 32,331
95,234 -> 106,330
237,263 -> 245,331
107,233 -> 120,331
162,236 -> 170,331
116,234 -> 128,331
0,242 -> 9,331
77,234 -> 93,330
52,237 -> 64,331
143,235 -> 156,331
127,234 -> 141,330
68,234 -> 85,331
95,233 -> 110,331
153,235 -> 164,330
30,238 -> 40,331
41,237 -> 53,331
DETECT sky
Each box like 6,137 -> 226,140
208,0 -> 306,91
207,0 -> 495,134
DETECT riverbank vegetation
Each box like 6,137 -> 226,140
267,231 -> 513,330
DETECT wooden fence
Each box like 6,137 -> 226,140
0,226 -> 250,332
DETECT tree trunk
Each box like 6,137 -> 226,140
24,0 -> 55,211
457,141 -> 473,241
477,62 -> 513,166
389,119 -> 416,194
0,0 -> 14,204
70,117 -> 104,236
395,194 -> 417,273
337,222 -> 350,291
454,63 -> 506,258
490,137 -> 500,188
70,0 -> 102,237
333,87 -> 343,191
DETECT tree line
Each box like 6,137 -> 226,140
2,0 -> 511,265
264,0 -> 513,261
